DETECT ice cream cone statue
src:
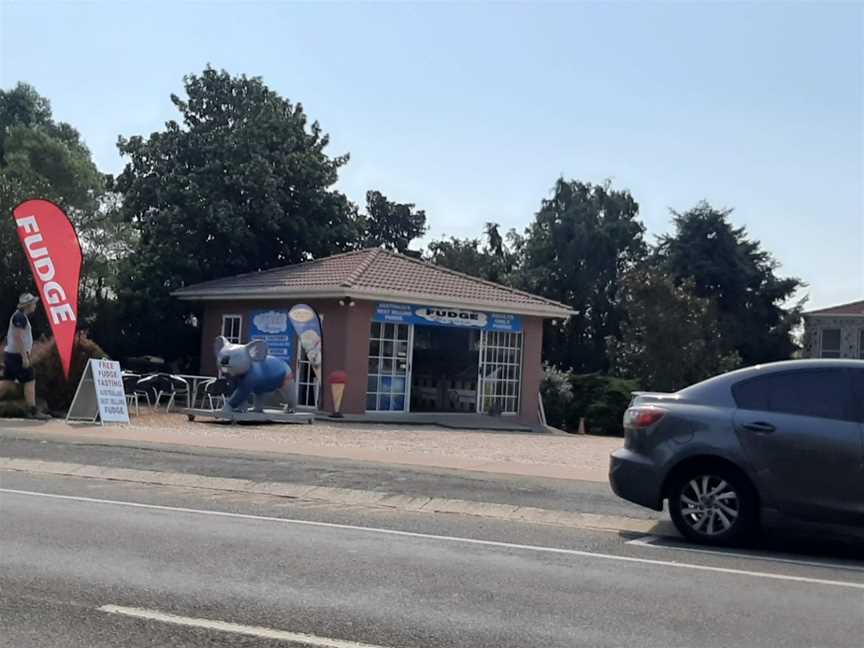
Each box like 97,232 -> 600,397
329,370 -> 347,418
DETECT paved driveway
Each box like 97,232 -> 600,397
130,412 -> 620,481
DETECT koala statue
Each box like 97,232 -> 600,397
214,336 -> 297,414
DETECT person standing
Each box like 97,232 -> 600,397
2,293 -> 49,419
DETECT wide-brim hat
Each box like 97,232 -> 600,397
17,292 -> 39,308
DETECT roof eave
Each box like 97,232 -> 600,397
173,287 -> 574,319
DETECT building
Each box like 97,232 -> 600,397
801,299 -> 864,359
173,248 -> 573,428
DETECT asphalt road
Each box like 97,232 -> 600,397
2,471 -> 864,647
0,431 -> 656,519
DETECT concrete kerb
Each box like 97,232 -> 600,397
0,457 -> 663,535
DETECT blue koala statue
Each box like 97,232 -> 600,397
214,336 -> 296,414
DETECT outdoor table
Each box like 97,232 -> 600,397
175,374 -> 218,409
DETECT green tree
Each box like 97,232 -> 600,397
485,222 -> 504,258
361,190 -> 427,253
517,178 -> 646,372
427,223 -> 521,283
0,82 -> 105,335
610,269 -> 741,392
113,67 -> 360,359
427,235 -> 486,273
655,202 -> 803,365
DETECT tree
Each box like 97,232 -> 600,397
610,269 -> 741,392
427,236 -> 485,275
516,178 -> 647,372
0,82 -> 105,336
485,222 -> 504,258
361,190 -> 426,253
427,223 -> 521,283
655,202 -> 804,365
113,67 -> 360,359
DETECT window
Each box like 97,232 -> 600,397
221,314 -> 242,344
821,328 -> 841,358
478,331 -> 522,415
732,369 -> 852,421
859,330 -> 864,360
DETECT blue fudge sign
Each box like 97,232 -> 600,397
250,310 -> 293,364
373,303 -> 522,332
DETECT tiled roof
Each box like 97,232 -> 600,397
804,299 -> 864,317
173,248 -> 573,317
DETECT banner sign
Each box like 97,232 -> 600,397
373,303 -> 522,332
13,199 -> 82,379
289,304 -> 323,382
250,310 -> 293,364
66,359 -> 129,424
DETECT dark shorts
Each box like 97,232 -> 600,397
2,353 -> 34,383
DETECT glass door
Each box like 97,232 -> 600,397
477,330 -> 523,415
366,322 -> 413,412
295,314 -> 322,409
295,347 -> 320,409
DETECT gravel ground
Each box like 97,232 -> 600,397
125,412 -> 620,472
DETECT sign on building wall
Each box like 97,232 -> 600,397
373,303 -> 522,332
250,310 -> 293,364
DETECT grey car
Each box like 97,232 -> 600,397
609,359 -> 864,545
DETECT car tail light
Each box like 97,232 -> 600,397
624,406 -> 666,429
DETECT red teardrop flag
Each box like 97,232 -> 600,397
13,199 -> 82,379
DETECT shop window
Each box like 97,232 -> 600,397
478,331 -> 522,415
821,329 -> 841,358
221,314 -> 242,344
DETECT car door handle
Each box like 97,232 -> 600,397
741,421 -> 776,434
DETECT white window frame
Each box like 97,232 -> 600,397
221,314 -> 242,344
295,348 -> 320,409
820,328 -> 842,358
477,330 -> 523,416
366,321 -> 413,413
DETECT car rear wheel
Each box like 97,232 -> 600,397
668,465 -> 757,546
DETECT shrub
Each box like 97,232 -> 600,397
568,373 -> 640,436
539,364 -> 573,429
30,334 -> 108,413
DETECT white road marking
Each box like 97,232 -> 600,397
99,605 -> 391,647
4,487 -> 864,590
627,534 -> 864,573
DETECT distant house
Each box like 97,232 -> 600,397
801,300 -> 864,359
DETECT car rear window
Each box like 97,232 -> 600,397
732,369 -> 852,421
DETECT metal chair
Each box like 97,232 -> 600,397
122,374 -> 141,416
136,373 -> 189,411
164,375 -> 190,411
121,374 -> 141,416
133,373 -> 161,408
198,377 -> 231,410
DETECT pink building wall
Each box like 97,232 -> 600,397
198,298 -> 543,427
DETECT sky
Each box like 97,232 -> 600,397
1,1 -> 862,310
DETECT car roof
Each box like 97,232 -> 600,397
676,359 -> 864,405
